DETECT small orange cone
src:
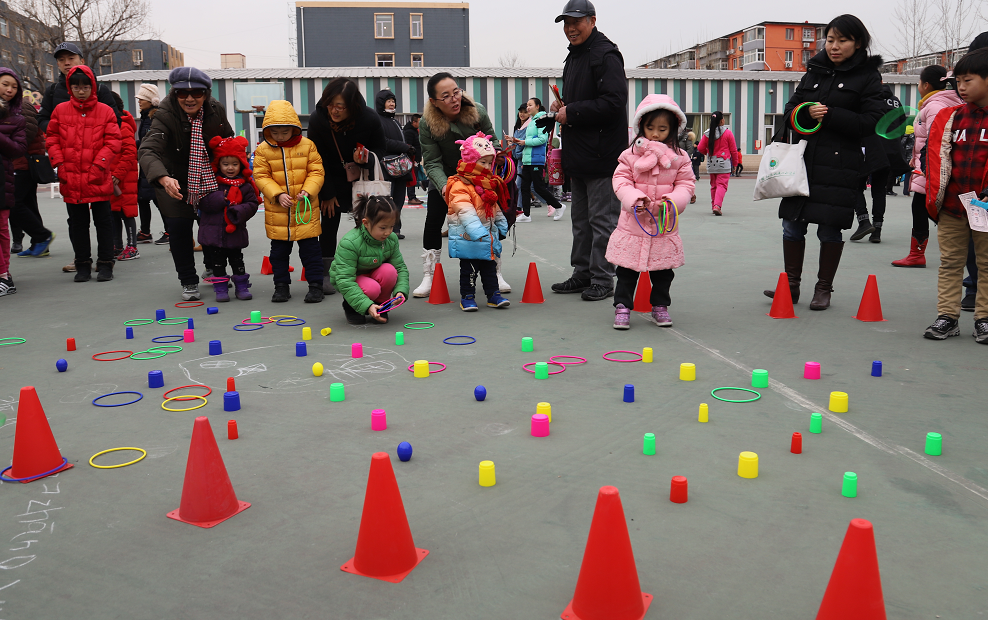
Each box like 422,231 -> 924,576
427,262 -> 452,304
816,518 -> 886,620
2,387 -> 73,483
521,262 -> 545,304
167,416 -> 250,528
341,452 -> 429,582
561,486 -> 652,620
632,271 -> 652,312
260,256 -> 273,275
853,274 -> 886,322
300,267 -> 307,282
767,272 -> 798,319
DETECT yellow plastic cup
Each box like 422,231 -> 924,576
413,360 -> 430,378
698,403 -> 709,423
479,460 -> 496,487
320,327 -> 332,336
680,362 -> 696,381
738,451 -> 759,478
829,391 -> 848,413
312,362 -> 324,377
642,347 -> 653,363
537,402 -> 551,423
302,327 -> 312,341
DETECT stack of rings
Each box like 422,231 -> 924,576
161,385 -> 211,411
0,458 -> 69,482
792,101 -> 823,135
236,316 -> 273,331
273,316 -> 305,326
634,199 -> 678,237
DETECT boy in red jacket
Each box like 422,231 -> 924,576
45,65 -> 122,282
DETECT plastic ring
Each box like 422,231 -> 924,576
157,317 -> 191,325
710,387 -> 762,403
275,317 -> 306,326
443,335 -> 476,345
161,395 -> 208,411
0,337 -> 27,346
404,322 -> 435,330
124,319 -> 155,326
129,351 -> 168,360
0,457 -> 69,482
268,315 -> 299,320
549,355 -> 587,365
406,362 -> 446,374
92,391 -> 144,407
163,385 -> 212,401
242,317 -> 274,325
89,447 -> 147,469
634,208 -> 661,237
522,361 -> 567,375
234,324 -> 264,331
602,350 -> 643,363
151,335 -> 185,343
92,350 -> 135,361
202,277 -> 230,284
174,301 -> 204,308
146,346 -> 183,353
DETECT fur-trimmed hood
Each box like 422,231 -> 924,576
423,94 -> 480,141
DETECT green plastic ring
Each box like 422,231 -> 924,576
123,319 -> 155,326
146,346 -> 183,353
157,317 -> 191,325
0,337 -> 27,346
130,351 -> 168,360
792,102 -> 822,135
710,387 -> 762,403
875,106 -> 919,140
404,322 -> 435,330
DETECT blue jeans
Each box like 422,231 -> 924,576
782,219 -> 843,243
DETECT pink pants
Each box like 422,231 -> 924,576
356,263 -> 398,304
709,173 -> 730,209
0,209 -> 10,276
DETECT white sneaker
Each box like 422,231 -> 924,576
182,284 -> 201,301
516,215 -> 532,222
553,205 -> 567,221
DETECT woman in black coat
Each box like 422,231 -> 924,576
375,89 -> 413,237
306,78 -> 386,294
764,14 -> 885,311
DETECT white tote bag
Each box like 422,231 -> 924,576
752,140 -> 810,201
352,152 -> 392,209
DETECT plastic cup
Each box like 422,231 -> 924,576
302,327 -> 312,340
66,338 -> 76,351
738,451 -> 758,479
925,432 -> 942,456
208,340 -> 222,355
680,362 -> 696,381
479,461 -> 496,487
321,327 -> 332,336
296,342 -> 307,357
330,383 -> 345,402
395,331 -> 404,345
250,310 -> 261,324
804,361 -> 821,379
829,391 -> 848,413
623,384 -> 635,403
521,336 -> 534,352
188,318 -> 194,330
698,403 -> 709,423
643,433 -> 656,455
413,360 -> 430,378
537,402 -> 551,422
223,391 -> 241,412
842,472 -> 858,498
810,412 -> 823,433
126,326 -> 134,339
183,329 -> 194,343
371,409 -> 387,431
534,362 -> 549,380
670,476 -> 688,503
642,347 -> 653,363
206,307 -> 218,315
751,369 -> 769,388
352,342 -> 363,358
791,432 -> 802,454
148,370 -> 164,388
530,414 -> 550,437
871,360 -> 883,377
227,420 -> 238,439
155,309 -> 166,321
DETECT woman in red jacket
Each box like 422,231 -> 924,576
109,91 -> 140,261
45,65 -> 122,282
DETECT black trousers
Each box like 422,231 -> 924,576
112,211 -> 137,248
857,167 -> 890,224
909,192 -> 930,242
390,179 -> 406,233
424,188 -> 447,250
319,209 -> 343,258
67,201 -> 114,264
10,170 -> 49,244
459,258 -> 498,297
521,165 -> 562,216
270,237 -> 323,285
204,246 -> 245,276
138,197 -> 160,235
614,266 -> 674,308
163,216 -> 199,285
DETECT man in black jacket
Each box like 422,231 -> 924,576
38,43 -> 121,132
403,114 -> 424,204
548,0 -> 628,301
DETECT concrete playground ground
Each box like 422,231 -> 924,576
1,178 -> 987,619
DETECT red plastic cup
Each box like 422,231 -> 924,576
66,337 -> 76,351
791,432 -> 802,454
226,377 -> 236,393
227,420 -> 238,440
670,475 -> 688,503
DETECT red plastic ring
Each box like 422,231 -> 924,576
602,350 -> 643,363
174,301 -> 205,308
522,361 -> 567,375
406,362 -> 446,374
548,355 -> 587,365
92,350 -> 135,361
162,384 -> 213,401
242,317 -> 274,325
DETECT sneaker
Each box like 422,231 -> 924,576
581,283 -> 614,301
553,204 -> 567,221
136,231 -> 153,244
271,283 -> 291,303
182,283 -> 201,301
869,228 -> 882,243
923,315 -> 960,340
515,214 -> 532,222
117,246 -> 140,261
712,206 -> 722,216
613,303 -> 630,329
202,268 -> 213,281
974,318 -> 988,344
10,242 -> 22,254
27,233 -> 55,257
850,220 -> 875,241
547,206 -> 556,217
487,292 -> 510,308
460,295 -> 479,311
0,275 -> 14,296
886,190 -> 897,196
37,247 -> 50,258
154,232 -> 170,245
651,305 -> 673,327
551,277 -> 590,294
961,292 -> 975,312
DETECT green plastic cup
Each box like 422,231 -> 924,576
809,412 -> 823,434
925,432 -> 942,456
751,369 -> 769,388
842,472 -> 857,498
395,331 -> 404,346
522,337 -> 534,352
535,361 -> 549,380
250,310 -> 261,324
0,414 -> 5,428
330,382 -> 345,402
643,433 -> 656,455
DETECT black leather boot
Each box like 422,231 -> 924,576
809,242 -> 844,310
763,239 -> 805,303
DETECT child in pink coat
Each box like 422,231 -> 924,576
696,110 -> 739,215
608,94 -> 695,329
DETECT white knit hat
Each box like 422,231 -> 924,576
136,83 -> 159,107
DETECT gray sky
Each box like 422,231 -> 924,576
150,0 -> 986,69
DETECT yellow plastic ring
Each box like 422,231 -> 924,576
161,394 -> 208,411
268,315 -> 299,320
89,447 -> 147,469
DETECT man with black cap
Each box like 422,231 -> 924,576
39,42 -> 121,133
547,0 -> 628,301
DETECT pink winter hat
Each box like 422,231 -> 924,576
632,94 -> 687,132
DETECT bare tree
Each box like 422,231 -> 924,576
498,52 -> 525,68
933,0 -> 981,67
884,0 -> 933,62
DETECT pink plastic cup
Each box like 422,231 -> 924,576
183,329 -> 195,343
352,342 -> 363,358
804,361 -> 821,380
371,408 -> 387,431
531,413 -> 550,437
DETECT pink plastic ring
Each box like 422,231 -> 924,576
548,355 -> 587,365
406,362 -> 446,374
241,317 -> 274,325
522,361 -> 567,375
602,350 -> 643,363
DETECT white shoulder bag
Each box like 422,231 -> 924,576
352,152 -> 392,209
753,136 -> 810,201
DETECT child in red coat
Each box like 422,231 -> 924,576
45,65 -> 121,282
109,91 -> 140,261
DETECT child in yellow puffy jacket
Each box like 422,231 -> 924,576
253,100 -> 325,303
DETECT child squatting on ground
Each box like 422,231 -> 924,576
608,94 -> 695,330
444,131 -> 510,311
253,100 -> 326,303
197,135 -> 260,302
329,195 -> 410,325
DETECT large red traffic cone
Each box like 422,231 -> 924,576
767,272 -> 798,319
561,486 -> 652,620
853,274 -> 886,322
260,256 -> 273,275
167,416 -> 250,528
427,262 -> 452,304
4,387 -> 73,483
816,518 -> 886,620
341,452 -> 429,582
521,262 -> 545,304
632,271 -> 652,312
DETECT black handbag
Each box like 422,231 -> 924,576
28,153 -> 58,184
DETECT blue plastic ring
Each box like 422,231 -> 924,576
1,457 -> 69,482
234,324 -> 264,331
443,335 -> 477,345
275,317 -> 306,326
152,335 -> 184,343
92,391 -> 144,407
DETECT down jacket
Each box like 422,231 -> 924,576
196,181 -> 259,249
13,96 -> 41,172
329,224 -> 410,315
306,99 -> 385,212
375,89 -> 412,182
111,111 -> 139,217
521,111 -> 549,166
45,65 -> 121,204
444,177 -> 509,261
697,126 -> 740,169
0,67 -> 27,210
910,88 -> 964,194
253,100 -> 325,241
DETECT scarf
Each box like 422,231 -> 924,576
186,108 -> 217,206
447,160 -> 509,220
329,118 -> 356,133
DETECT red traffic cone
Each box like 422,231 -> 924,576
300,267 -> 307,282
853,274 -> 886,322
289,265 -> 295,273
3,387 -> 73,483
767,272 -> 798,319
816,518 -> 886,620
341,452 -> 429,582
561,486 -> 652,620
226,377 -> 236,393
632,271 -> 652,312
521,262 -> 545,304
167,416 -> 250,528
260,256 -> 273,275
427,262 -> 452,304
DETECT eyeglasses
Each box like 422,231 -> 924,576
328,103 -> 347,111
175,89 -> 206,100
435,88 -> 462,104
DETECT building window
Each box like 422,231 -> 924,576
743,49 -> 765,66
100,54 -> 111,66
375,53 -> 395,67
14,26 -> 23,43
733,57 -> 737,69
785,50 -> 793,63
374,13 -> 394,39
133,49 -> 143,64
45,64 -> 53,81
743,27 -> 765,43
0,18 -> 7,37
785,28 -> 794,40
411,52 -> 423,67
41,40 -> 50,52
410,13 -> 423,39
17,54 -> 24,65
1,50 -> 10,63
803,27 -> 815,41
802,50 -> 812,66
